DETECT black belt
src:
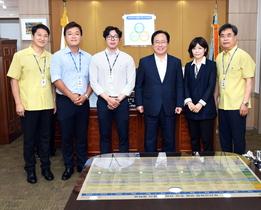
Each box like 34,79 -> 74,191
57,93 -> 80,97
57,94 -> 66,97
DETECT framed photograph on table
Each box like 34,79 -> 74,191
20,18 -> 47,40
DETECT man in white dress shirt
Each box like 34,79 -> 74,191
90,26 -> 136,154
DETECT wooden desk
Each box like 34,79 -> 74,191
54,108 -> 216,156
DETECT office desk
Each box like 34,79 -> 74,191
65,152 -> 261,210
54,109 -> 217,156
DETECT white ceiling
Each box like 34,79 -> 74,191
0,0 -> 19,18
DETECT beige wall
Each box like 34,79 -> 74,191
50,0 -> 227,66
227,0 -> 259,129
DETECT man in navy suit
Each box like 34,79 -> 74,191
135,30 -> 184,152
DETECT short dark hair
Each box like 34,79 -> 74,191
151,30 -> 170,44
219,23 -> 238,36
188,37 -> 209,58
64,22 -> 83,36
103,26 -> 122,39
31,24 -> 50,36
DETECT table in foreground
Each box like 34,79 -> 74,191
65,152 -> 261,210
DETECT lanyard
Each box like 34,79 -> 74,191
70,52 -> 82,78
105,52 -> 119,75
222,48 -> 238,78
33,55 -> 46,78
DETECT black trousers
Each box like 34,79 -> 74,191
97,96 -> 129,154
57,95 -> 89,168
21,109 -> 53,173
35,114 -> 56,156
218,109 -> 246,155
144,106 -> 176,152
187,118 -> 215,151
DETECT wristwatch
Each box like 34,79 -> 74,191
84,93 -> 89,100
242,101 -> 249,106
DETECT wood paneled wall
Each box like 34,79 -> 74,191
50,0 -> 227,66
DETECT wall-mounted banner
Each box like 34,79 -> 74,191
122,13 -> 156,46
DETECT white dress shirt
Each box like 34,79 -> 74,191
90,48 -> 136,97
154,53 -> 167,83
184,56 -> 207,106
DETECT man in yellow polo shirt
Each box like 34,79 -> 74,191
215,23 -> 256,155
7,24 -> 56,184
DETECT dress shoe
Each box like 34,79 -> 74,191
77,166 -> 83,173
62,167 -> 74,180
42,169 -> 54,181
27,171 -> 37,184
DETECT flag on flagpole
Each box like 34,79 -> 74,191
209,3 -> 219,61
60,1 -> 69,49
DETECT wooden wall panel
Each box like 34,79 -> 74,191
18,0 -> 50,15
227,0 -> 258,129
50,0 -> 227,66
54,109 -> 216,157
228,0 -> 258,14
229,14 -> 257,41
87,114 -> 101,156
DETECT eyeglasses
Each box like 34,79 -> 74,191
154,40 -> 168,45
220,33 -> 235,39
107,35 -> 119,40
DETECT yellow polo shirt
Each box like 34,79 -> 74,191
7,45 -> 54,111
216,46 -> 256,110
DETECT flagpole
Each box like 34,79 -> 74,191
213,2 -> 219,60
60,0 -> 69,49
209,2 -> 219,61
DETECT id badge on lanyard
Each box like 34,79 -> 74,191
221,80 -> 226,89
222,48 -> 238,89
78,78 -> 83,87
41,79 -> 46,87
34,55 -> 46,87
221,74 -> 226,89
70,52 -> 82,87
108,74 -> 113,83
105,52 -> 119,84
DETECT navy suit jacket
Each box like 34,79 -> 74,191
135,54 -> 184,117
184,58 -> 217,120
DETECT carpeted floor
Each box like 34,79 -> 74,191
0,135 -> 79,210
0,130 -> 260,210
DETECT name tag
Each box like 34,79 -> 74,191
221,80 -> 226,89
41,79 -> 46,87
108,75 -> 113,83
78,78 -> 82,87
